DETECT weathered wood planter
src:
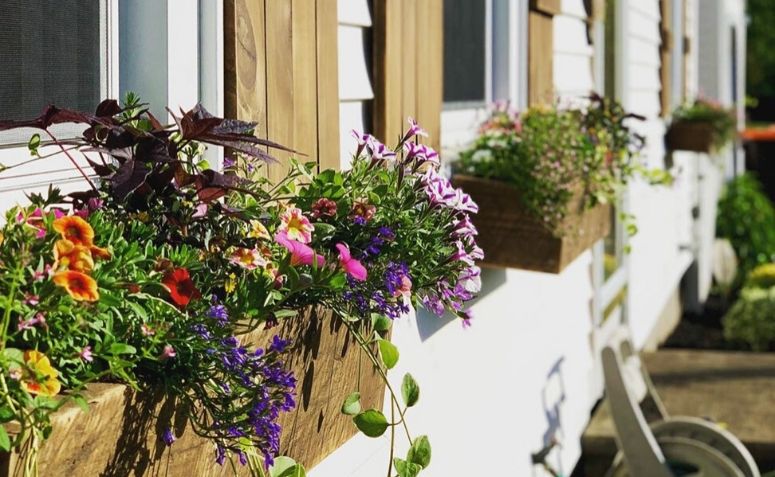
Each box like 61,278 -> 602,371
664,121 -> 717,153
451,175 -> 610,274
1,308 -> 384,476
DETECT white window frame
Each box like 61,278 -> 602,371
441,0 -> 528,153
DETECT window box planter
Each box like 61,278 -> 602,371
0,310 -> 384,476
451,175 -> 611,273
664,121 -> 718,153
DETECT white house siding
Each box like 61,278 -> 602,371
554,0 -> 595,101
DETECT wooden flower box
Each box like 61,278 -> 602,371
451,175 -> 611,274
1,309 -> 383,476
664,121 -> 717,153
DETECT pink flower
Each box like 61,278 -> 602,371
367,137 -> 396,161
160,345 -> 176,361
79,346 -> 93,363
229,247 -> 267,270
33,265 -> 52,282
403,117 -> 428,141
403,141 -> 439,166
311,198 -> 337,219
141,324 -> 155,337
23,294 -> 40,306
350,199 -> 376,223
351,130 -> 375,157
275,231 -> 325,267
17,208 -> 47,238
395,275 -> 412,298
8,368 -> 21,381
18,312 -> 46,331
335,243 -> 367,281
192,203 -> 209,218
278,207 -> 314,244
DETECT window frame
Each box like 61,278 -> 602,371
441,0 -> 528,151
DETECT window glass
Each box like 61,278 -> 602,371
443,0 -> 487,104
0,0 -> 102,123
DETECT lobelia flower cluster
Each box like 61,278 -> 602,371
0,96 -> 481,476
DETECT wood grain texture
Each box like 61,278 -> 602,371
451,175 -> 610,274
416,0 -> 443,151
659,0 -> 672,117
266,0 -> 295,183
1,310 -> 383,475
373,0 -> 404,146
528,11 -> 555,106
315,0 -> 341,171
530,0 -> 563,16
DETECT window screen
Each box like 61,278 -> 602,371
0,0 -> 103,122
443,0 -> 487,104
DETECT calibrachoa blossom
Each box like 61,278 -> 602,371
350,199 -> 376,225
311,198 -> 337,219
21,351 -> 61,397
162,268 -> 201,308
278,207 -> 314,243
53,271 -> 99,302
229,247 -> 267,270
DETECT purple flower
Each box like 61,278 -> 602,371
422,293 -> 446,316
238,451 -> 247,466
452,217 -> 478,239
403,141 -> 439,165
403,117 -> 429,141
207,300 -> 229,325
79,345 -> 93,363
162,428 -> 176,446
223,157 -> 236,168
215,445 -> 226,466
269,335 -> 290,353
367,137 -> 397,161
461,309 -> 473,329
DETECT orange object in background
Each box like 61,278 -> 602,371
742,125 -> 775,141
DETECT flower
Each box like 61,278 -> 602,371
335,243 -> 367,281
277,207 -> 314,243
229,247 -> 267,270
461,310 -> 473,329
248,220 -> 271,240
79,346 -> 94,362
160,345 -> 177,361
224,273 -> 237,294
311,198 -> 337,219
275,231 -> 325,267
141,324 -> 155,336
403,141 -> 439,165
52,215 -> 94,247
32,264 -> 52,282
53,271 -> 99,302
162,428 -> 176,446
17,208 -> 47,238
18,312 -> 46,331
162,268 -> 201,308
367,137 -> 396,161
350,199 -> 376,224
208,299 -> 230,325
403,117 -> 428,141
23,294 -> 39,306
53,239 -> 95,273
21,350 -> 61,396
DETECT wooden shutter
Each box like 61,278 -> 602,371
224,0 -> 383,469
528,0 -> 560,106
659,0 -> 673,116
373,0 -> 443,151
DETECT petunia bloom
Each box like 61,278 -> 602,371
21,350 -> 61,396
335,243 -> 367,281
53,239 -> 95,273
403,117 -> 429,141
278,207 -> 314,243
53,271 -> 99,302
275,231 -> 325,267
229,247 -> 268,270
162,268 -> 201,308
53,216 -> 95,247
248,220 -> 271,240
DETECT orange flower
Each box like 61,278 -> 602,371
90,245 -> 111,260
21,350 -> 61,397
52,216 -> 94,247
53,239 -> 94,273
53,271 -> 99,302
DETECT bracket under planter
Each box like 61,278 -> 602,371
0,308 -> 384,476
451,175 -> 611,274
665,121 -> 716,153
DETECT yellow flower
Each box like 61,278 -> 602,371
53,271 -> 100,302
225,273 -> 237,294
53,239 -> 95,273
22,350 -> 61,397
248,220 -> 271,240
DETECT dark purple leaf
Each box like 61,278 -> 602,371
111,159 -> 151,200
95,99 -> 122,118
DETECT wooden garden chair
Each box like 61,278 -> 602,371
602,329 -> 760,477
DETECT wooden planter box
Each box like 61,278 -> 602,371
1,308 -> 383,476
451,175 -> 610,274
665,121 -> 717,153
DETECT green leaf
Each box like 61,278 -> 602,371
72,395 -> 90,413
0,426 -> 9,452
394,458 -> 422,477
371,314 -> 391,332
401,373 -> 420,407
0,407 -> 14,423
329,273 -> 347,290
270,456 -> 307,477
377,339 -> 399,369
353,409 -> 389,438
109,343 -> 137,355
341,392 -> 361,416
273,309 -> 298,319
407,435 -> 431,468
27,133 -> 40,156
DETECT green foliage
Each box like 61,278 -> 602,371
746,263 -> 775,290
716,174 -> 775,284
723,287 -> 775,351
747,0 -> 775,99
341,392 -> 361,416
671,98 -> 737,150
401,373 -> 420,408
456,97 -> 667,236
353,409 -> 389,437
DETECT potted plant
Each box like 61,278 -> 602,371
0,97 -> 480,476
665,97 -> 737,153
452,96 -> 668,273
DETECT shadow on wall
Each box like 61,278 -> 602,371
542,357 -> 567,475
416,268 -> 508,341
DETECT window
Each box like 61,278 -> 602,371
441,0 -> 525,149
443,0 -> 488,105
0,0 -> 114,145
